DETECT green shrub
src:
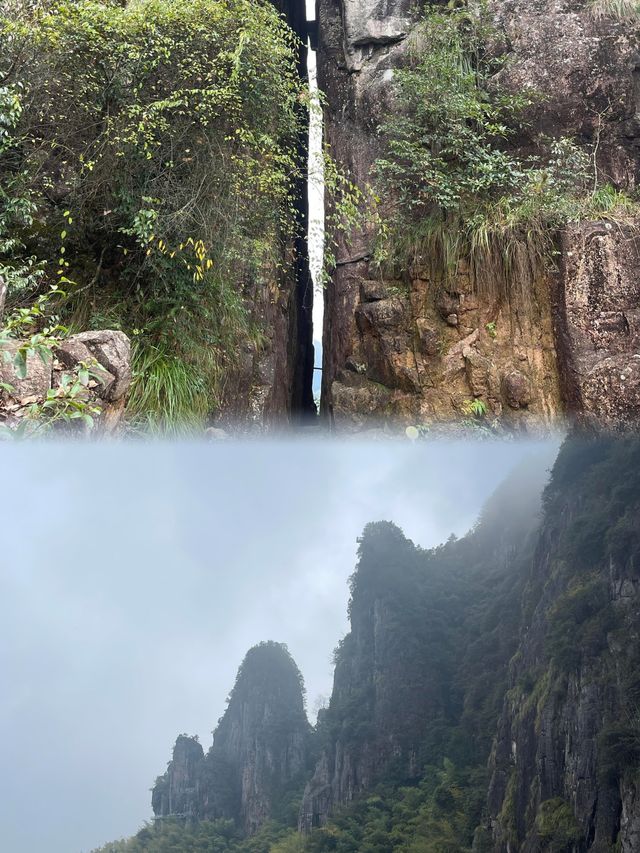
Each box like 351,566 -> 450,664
534,798 -> 582,848
373,3 -> 638,297
547,577 -> 613,671
1,0 -> 305,427
598,724 -> 640,781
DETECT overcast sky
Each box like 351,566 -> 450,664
0,438 -> 560,853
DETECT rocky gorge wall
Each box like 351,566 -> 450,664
316,0 -> 640,430
209,0 -> 316,427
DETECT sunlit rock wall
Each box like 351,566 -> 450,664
317,0 -> 640,430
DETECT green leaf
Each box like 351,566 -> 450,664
13,349 -> 27,379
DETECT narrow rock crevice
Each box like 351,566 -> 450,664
274,0 -> 317,421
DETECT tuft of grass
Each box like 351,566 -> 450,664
385,182 -> 639,305
589,0 -> 640,19
127,342 -> 210,434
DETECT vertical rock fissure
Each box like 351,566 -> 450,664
275,0 -> 317,420
308,21 -> 325,415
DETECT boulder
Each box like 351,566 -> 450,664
66,330 -> 131,402
0,341 -> 52,400
1,329 -> 132,434
502,370 -> 532,410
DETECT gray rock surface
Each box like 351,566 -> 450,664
0,340 -> 52,400
63,330 -> 131,402
0,329 -> 132,433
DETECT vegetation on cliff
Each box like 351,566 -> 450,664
0,0 -> 306,430
373,2 -> 639,298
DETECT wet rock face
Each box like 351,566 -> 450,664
317,0 -> 640,429
152,642 -> 311,836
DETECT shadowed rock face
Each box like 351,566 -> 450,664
152,642 -> 311,835
316,0 -> 640,430
485,439 -> 640,851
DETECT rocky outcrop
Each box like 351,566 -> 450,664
152,736 -> 205,819
316,0 -> 640,429
153,642 -> 311,835
0,329 -> 131,433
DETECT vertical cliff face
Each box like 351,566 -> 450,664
552,222 -> 640,426
316,0 -> 640,429
485,439 -> 640,851
152,642 -> 311,834
300,456 -> 553,831
300,523 -> 446,830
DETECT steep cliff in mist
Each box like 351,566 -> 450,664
104,437 -> 640,852
317,0 -> 640,429
152,642 -> 312,834
299,452 -> 554,837
485,439 -> 640,852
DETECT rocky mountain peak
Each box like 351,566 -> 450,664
152,642 -> 311,835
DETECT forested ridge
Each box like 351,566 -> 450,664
92,436 -> 640,852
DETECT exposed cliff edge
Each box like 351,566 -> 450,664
317,0 -> 640,430
152,642 -> 312,835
